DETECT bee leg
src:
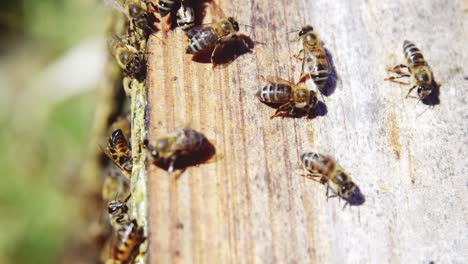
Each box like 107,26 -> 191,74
342,202 -> 349,210
271,103 -> 292,118
123,76 -> 133,97
324,184 -> 338,201
405,86 -> 418,98
293,49 -> 304,61
388,64 -> 409,74
384,75 -> 410,85
167,156 -> 178,173
210,41 -> 226,66
301,173 -> 322,183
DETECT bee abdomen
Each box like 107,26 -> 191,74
186,28 -> 217,54
403,40 -> 426,67
158,0 -> 179,17
308,51 -> 329,86
301,152 -> 335,176
256,84 -> 292,103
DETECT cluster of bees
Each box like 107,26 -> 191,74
99,0 -> 440,262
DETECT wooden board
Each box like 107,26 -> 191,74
145,0 -> 467,263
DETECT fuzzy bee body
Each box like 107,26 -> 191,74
186,17 -> 240,62
108,195 -> 131,230
257,76 -> 318,118
301,152 -> 365,206
402,40 -> 434,99
385,40 -> 436,100
296,25 -> 330,94
102,129 -> 133,178
112,220 -> 145,262
145,128 -> 208,173
111,38 -> 146,82
186,27 -> 218,54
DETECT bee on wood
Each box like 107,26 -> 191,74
301,152 -> 365,207
111,219 -> 146,263
256,76 -> 318,118
110,36 -> 147,83
176,3 -> 195,33
295,25 -> 330,95
157,0 -> 181,17
102,129 -> 133,178
108,194 -> 132,230
186,17 -> 240,63
144,128 -> 209,173
105,0 -> 156,35
385,40 -> 437,100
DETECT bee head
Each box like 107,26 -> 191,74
108,201 -> 126,214
118,49 -> 132,65
416,85 -> 432,100
129,4 -> 143,17
228,17 -> 239,32
299,25 -> 314,36
341,183 -> 365,206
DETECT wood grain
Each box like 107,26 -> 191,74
145,0 -> 467,263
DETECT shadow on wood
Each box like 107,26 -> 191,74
261,101 -> 328,119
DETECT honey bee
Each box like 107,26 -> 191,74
257,76 -> 318,118
186,17 -> 240,63
295,25 -> 330,95
301,152 -> 365,207
110,36 -> 147,83
105,0 -> 155,35
157,0 -> 180,17
385,40 -> 436,100
144,128 -> 209,173
176,3 -> 195,32
102,129 -> 133,178
108,194 -> 132,230
111,219 -> 145,262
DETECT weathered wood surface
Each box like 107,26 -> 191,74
146,0 -> 467,263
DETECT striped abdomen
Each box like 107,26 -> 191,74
113,220 -> 144,261
256,84 -> 292,104
186,27 -> 217,54
108,201 -> 130,229
306,46 -> 330,87
403,40 -> 426,67
158,0 -> 179,17
109,129 -> 131,166
301,152 -> 336,178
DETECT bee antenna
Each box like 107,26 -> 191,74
417,106 -> 431,117
240,23 -> 253,28
286,29 -> 299,35
124,193 -> 132,203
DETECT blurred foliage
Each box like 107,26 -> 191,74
0,0 -> 109,263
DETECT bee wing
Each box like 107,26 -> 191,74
209,1 -> 227,19
264,75 -> 295,86
103,0 -> 126,13
99,144 -> 132,178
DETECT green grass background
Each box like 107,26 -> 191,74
0,0 -> 109,263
